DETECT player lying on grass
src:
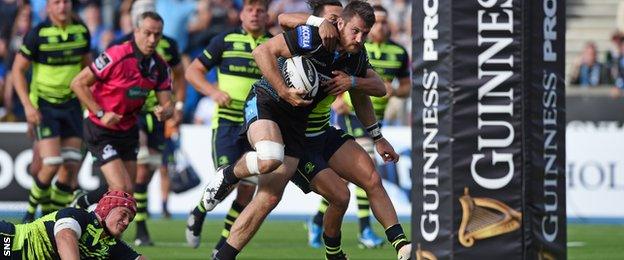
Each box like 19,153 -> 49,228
0,190 -> 145,259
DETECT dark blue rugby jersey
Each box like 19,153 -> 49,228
254,25 -> 370,115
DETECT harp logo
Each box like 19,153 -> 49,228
458,188 -> 521,247
415,244 -> 437,260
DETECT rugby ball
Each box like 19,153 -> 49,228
282,56 -> 319,99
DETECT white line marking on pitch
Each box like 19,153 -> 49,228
567,241 -> 586,247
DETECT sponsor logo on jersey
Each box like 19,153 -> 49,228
297,26 -> 313,49
126,86 -> 149,99
94,52 -> 112,71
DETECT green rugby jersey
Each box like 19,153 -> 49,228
197,27 -> 272,128
109,34 -> 182,112
19,19 -> 90,106
10,207 -> 139,259
343,39 -> 410,120
306,94 -> 336,136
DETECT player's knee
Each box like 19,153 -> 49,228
333,185 -> 350,211
254,140 -> 284,173
362,169 -> 382,191
257,159 -> 281,174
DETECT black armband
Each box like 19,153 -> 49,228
366,122 -> 383,142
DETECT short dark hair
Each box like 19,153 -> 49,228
138,11 -> 164,27
372,4 -> 387,15
308,0 -> 343,16
244,0 -> 269,9
341,0 -> 375,28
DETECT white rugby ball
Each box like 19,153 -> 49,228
282,56 -> 319,99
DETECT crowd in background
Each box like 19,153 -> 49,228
0,0 -> 412,125
569,32 -> 624,91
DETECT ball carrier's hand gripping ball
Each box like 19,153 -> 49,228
282,56 -> 319,100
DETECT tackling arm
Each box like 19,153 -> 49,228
354,69 -> 386,97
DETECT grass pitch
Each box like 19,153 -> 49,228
122,218 -> 624,259
4,216 -> 622,259
124,218 -> 405,259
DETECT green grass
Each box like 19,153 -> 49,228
123,218 -> 406,259
123,219 -> 624,259
5,217 -> 624,259
568,224 -> 624,260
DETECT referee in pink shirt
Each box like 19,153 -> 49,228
70,11 -> 174,208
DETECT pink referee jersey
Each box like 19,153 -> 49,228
88,41 -> 171,131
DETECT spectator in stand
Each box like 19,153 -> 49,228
570,42 -> 611,87
3,3 -> 32,122
82,1 -> 113,56
606,31 -> 622,75
156,0 -> 197,52
267,0 -> 309,35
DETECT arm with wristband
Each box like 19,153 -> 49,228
277,13 -> 339,52
349,90 -> 399,163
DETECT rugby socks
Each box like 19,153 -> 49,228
76,185 -> 108,208
26,179 -> 50,217
162,200 -> 170,218
50,182 -> 74,211
134,183 -> 149,237
214,242 -> 239,260
214,201 -> 246,251
223,165 -> 240,185
385,224 -> 410,252
323,232 -> 344,259
355,187 -> 372,233
313,199 -> 329,226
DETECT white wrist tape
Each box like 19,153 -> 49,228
306,15 -> 325,27
175,101 -> 184,110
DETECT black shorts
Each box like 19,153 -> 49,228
0,221 -> 20,259
137,112 -> 165,152
241,87 -> 306,158
83,119 -> 139,167
290,127 -> 353,194
212,121 -> 249,168
35,98 -> 83,140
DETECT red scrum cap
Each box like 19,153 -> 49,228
95,190 -> 137,220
